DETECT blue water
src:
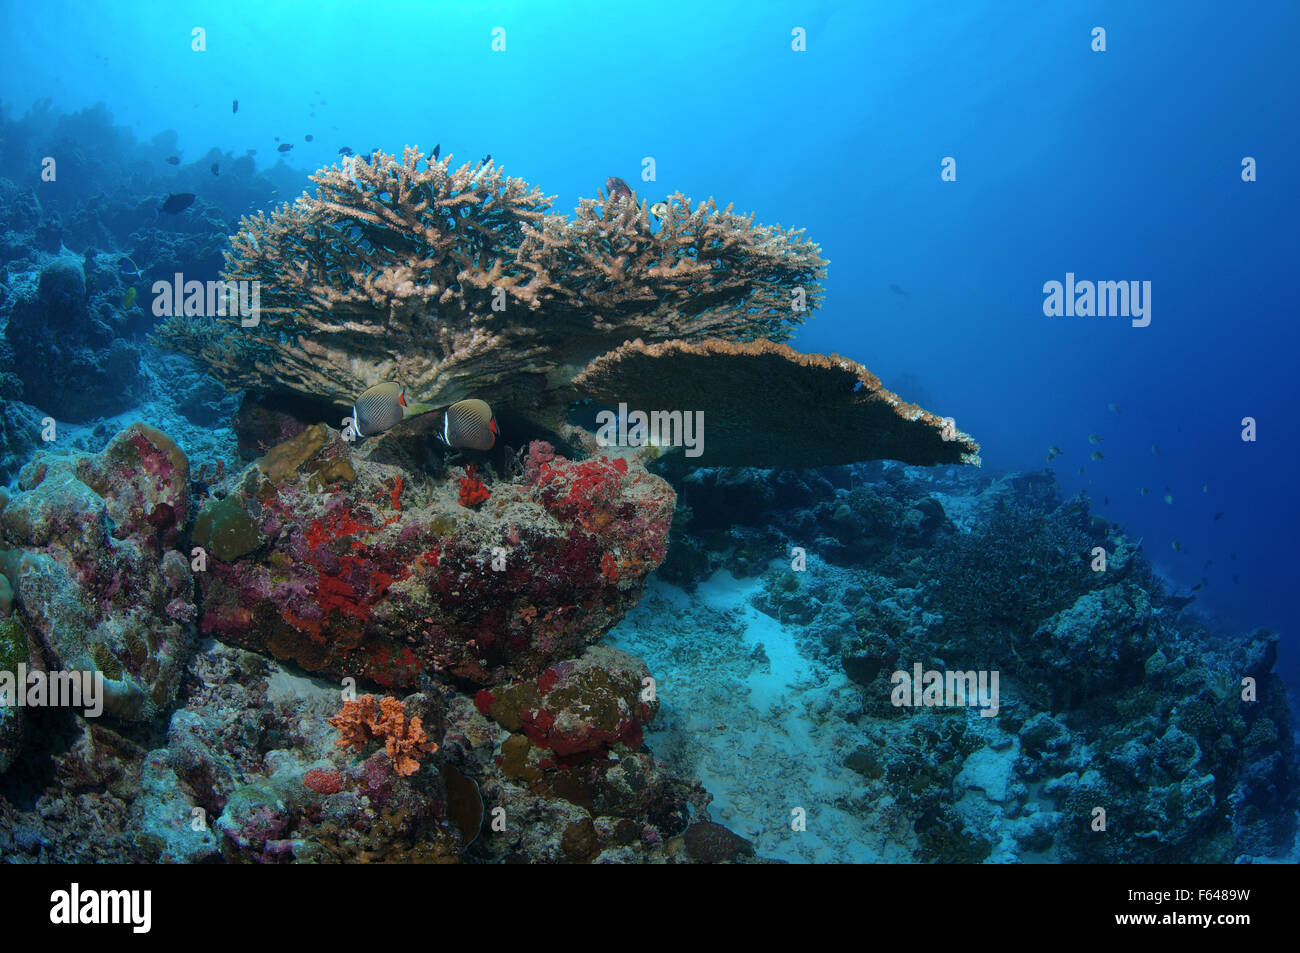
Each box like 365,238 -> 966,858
2,0 -> 1296,698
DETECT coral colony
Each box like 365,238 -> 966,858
0,111 -> 1294,866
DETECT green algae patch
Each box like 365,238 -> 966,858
0,616 -> 29,673
193,495 -> 261,562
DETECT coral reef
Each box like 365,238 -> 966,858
641,460 -> 1298,862
0,101 -> 299,436
195,427 -> 674,688
155,146 -> 828,417
3,255 -> 142,420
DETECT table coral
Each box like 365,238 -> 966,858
573,337 -> 981,468
153,147 -> 826,417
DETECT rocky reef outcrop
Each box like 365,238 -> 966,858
193,425 -> 674,688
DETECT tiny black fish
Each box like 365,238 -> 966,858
432,143 -> 440,160
338,146 -> 353,156
165,155 -> 180,165
232,99 -> 238,113
305,134 -> 313,142
277,143 -> 293,152
210,163 -> 220,176
274,136 -> 280,142
1191,583 -> 1203,591
1213,512 -> 1223,520
482,153 -> 491,164
1232,575 -> 1240,583
160,192 -> 195,214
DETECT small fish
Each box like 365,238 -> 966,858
165,155 -> 180,165
1104,496 -> 1109,505
1171,541 -> 1182,552
338,146 -> 353,157
1091,451 -> 1104,461
1191,582 -> 1202,591
1151,443 -> 1161,455
305,134 -> 314,142
232,99 -> 238,113
122,287 -> 137,308
247,148 -> 257,155
160,192 -> 196,214
351,383 -> 409,438
432,143 -> 440,160
651,201 -> 669,220
1201,483 -> 1208,493
274,136 -> 280,141
605,176 -> 632,202
439,398 -> 498,451
1232,575 -> 1240,583
277,143 -> 293,152
1140,487 -> 1149,496
889,283 -> 908,297
1107,403 -> 1121,413
1213,512 -> 1223,520
1164,493 -> 1174,504
1231,552 -> 1237,560
1088,433 -> 1103,444
118,255 -> 144,278
482,153 -> 492,164
1046,445 -> 1062,461
1078,466 -> 1085,474
210,163 -> 220,176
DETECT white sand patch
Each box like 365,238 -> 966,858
609,569 -> 910,862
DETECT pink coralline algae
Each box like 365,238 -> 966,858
0,422 -> 196,726
194,428 -> 674,689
